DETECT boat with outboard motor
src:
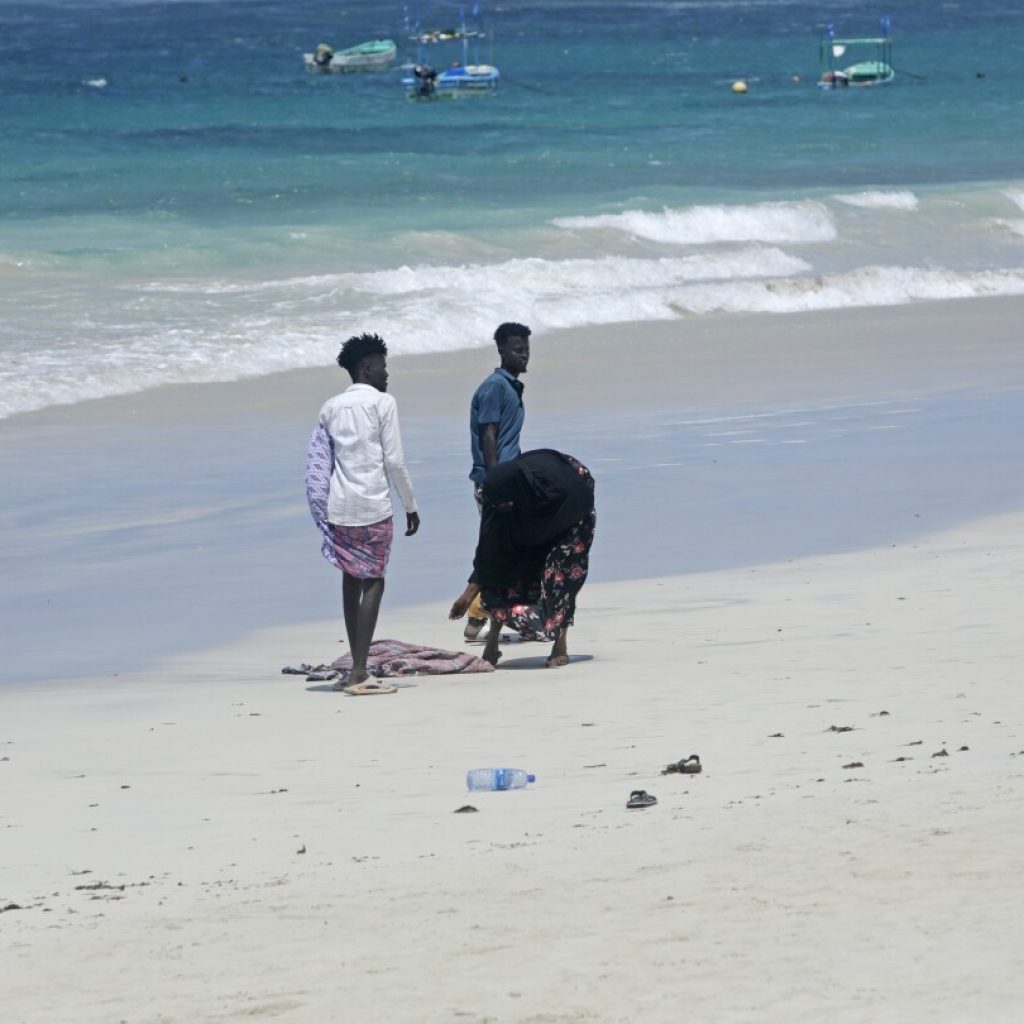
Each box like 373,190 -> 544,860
304,38 -> 398,74
403,3 -> 498,98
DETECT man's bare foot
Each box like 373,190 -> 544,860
482,648 -> 503,667
346,667 -> 371,685
545,632 -> 569,668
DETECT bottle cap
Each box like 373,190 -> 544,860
527,774 -> 536,783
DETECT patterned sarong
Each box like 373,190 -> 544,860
483,512 -> 595,641
481,456 -> 596,642
306,424 -> 392,578
327,517 -> 393,578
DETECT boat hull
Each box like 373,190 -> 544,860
842,60 -> 894,85
304,40 -> 397,74
436,64 -> 500,90
403,64 -> 499,98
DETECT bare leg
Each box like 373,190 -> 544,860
347,576 -> 385,684
546,628 -> 570,668
341,573 -> 361,651
481,614 -> 503,666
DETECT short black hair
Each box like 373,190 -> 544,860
337,332 -> 387,376
494,322 -> 531,348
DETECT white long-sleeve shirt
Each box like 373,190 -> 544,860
319,384 -> 417,527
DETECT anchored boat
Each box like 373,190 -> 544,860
403,4 -> 498,98
304,39 -> 398,74
819,17 -> 895,88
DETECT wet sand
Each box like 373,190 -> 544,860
3,296 -> 1024,683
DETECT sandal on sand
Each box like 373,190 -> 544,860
662,754 -> 702,775
463,615 -> 489,641
306,669 -> 338,682
626,790 -> 657,809
343,680 -> 398,696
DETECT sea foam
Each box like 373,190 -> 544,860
4,257 -> 1024,420
1003,188 -> 1024,212
833,191 -> 920,211
552,201 -> 836,245
179,247 -> 810,298
663,266 -> 1024,316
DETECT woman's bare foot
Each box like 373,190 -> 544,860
346,666 -> 371,685
482,616 -> 502,665
545,630 -> 569,668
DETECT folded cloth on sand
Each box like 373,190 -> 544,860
331,639 -> 494,677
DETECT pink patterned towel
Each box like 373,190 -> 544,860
330,639 -> 495,678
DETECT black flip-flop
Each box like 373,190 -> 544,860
626,790 -> 657,809
663,754 -> 702,775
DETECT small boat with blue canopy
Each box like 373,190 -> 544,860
403,3 -> 499,98
818,17 -> 895,88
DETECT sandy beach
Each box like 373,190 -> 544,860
3,299 -> 1024,1020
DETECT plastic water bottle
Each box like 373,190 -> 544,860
466,768 -> 536,791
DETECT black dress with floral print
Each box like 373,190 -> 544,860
481,455 -> 595,641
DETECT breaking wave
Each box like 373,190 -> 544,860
170,247 -> 810,298
663,265 -> 1024,315
833,191 -> 920,211
552,200 -> 836,245
5,254 -> 1024,419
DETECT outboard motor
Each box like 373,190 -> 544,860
413,64 -> 438,96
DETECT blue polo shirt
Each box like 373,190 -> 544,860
469,368 -> 525,483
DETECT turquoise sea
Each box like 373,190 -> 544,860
3,0 -> 1024,418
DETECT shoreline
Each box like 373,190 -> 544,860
3,296 -> 1024,685
6,294 -> 1024,432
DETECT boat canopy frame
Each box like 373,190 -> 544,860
403,2 -> 498,95
819,18 -> 894,86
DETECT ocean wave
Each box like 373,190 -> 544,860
148,248 -> 810,297
663,265 -> 1024,315
1003,188 -> 1024,213
989,218 -> 1024,238
833,191 -> 919,211
551,201 -> 836,245
4,260 -> 1024,420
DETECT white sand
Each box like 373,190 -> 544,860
3,507 -> 1024,1021
3,297 -> 1024,1019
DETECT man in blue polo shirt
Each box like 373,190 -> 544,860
464,322 -> 531,639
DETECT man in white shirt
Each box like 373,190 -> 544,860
316,333 -> 420,687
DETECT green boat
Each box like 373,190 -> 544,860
304,39 -> 398,74
818,18 -> 895,89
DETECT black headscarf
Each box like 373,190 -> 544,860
473,450 -> 594,588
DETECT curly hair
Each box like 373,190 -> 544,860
337,332 -> 387,376
493,322 -> 531,348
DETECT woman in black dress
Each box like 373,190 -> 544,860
449,449 -> 595,667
